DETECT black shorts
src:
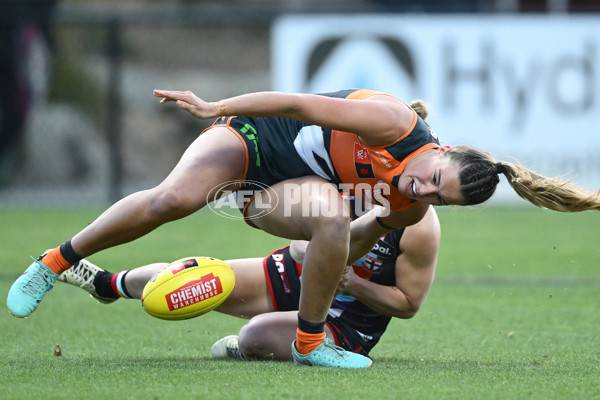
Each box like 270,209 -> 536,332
263,245 -> 379,357
203,116 -> 318,226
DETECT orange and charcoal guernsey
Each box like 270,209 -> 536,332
204,89 -> 441,212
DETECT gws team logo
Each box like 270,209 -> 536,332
354,142 -> 375,178
166,273 -> 223,311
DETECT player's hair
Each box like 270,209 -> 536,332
446,145 -> 600,212
409,99 -> 428,120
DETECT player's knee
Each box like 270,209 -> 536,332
312,212 -> 351,241
238,321 -> 273,360
330,212 -> 351,231
238,323 -> 255,352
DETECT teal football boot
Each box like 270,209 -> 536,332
292,338 -> 372,368
7,257 -> 58,318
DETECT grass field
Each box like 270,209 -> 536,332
1,206 -> 599,399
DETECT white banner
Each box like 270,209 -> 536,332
272,14 -> 600,202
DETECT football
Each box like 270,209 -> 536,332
141,257 -> 235,320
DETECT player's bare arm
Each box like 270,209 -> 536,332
346,203 -> 430,264
338,207 -> 440,318
153,89 -> 413,146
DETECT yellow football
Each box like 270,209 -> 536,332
141,257 -> 235,320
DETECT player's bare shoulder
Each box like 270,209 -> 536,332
366,94 -> 416,136
401,206 -> 441,253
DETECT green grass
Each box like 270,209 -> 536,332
1,206 -> 599,399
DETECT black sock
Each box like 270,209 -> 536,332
59,240 -> 82,265
298,315 -> 325,334
93,271 -> 119,299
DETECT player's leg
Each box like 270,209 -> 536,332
245,177 -> 371,368
239,311 -> 303,360
246,176 -> 350,322
58,260 -> 167,303
213,311 -> 336,361
214,258 -> 273,318
59,256 -> 273,317
7,127 -> 246,318
70,128 -> 246,256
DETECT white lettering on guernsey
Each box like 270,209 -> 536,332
373,242 -> 392,256
356,330 -> 374,341
273,254 -> 285,273
271,253 -> 292,294
374,151 -> 392,168
328,308 -> 343,318
293,125 -> 335,180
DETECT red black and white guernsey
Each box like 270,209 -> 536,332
263,228 -> 406,356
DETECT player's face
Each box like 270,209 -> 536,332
397,149 -> 464,206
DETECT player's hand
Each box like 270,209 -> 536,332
153,89 -> 218,119
289,240 -> 309,264
336,266 -> 358,295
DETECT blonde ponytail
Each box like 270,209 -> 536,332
410,99 -> 428,121
447,145 -> 600,211
499,162 -> 600,212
